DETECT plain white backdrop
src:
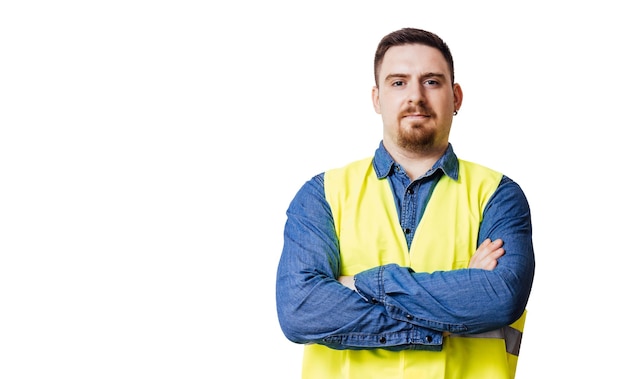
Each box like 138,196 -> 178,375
1,1 -> 624,377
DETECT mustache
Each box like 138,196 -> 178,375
402,105 -> 433,116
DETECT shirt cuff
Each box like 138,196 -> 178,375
353,265 -> 386,304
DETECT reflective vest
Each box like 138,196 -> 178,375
303,157 -> 526,379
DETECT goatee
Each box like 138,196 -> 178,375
397,124 -> 435,152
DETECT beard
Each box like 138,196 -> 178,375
394,104 -> 439,151
395,120 -> 437,152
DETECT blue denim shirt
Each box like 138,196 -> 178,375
276,142 -> 535,351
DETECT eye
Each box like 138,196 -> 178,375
391,80 -> 405,87
424,79 -> 439,86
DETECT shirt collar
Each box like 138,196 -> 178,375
372,141 -> 459,181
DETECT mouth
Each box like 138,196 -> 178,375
403,113 -> 431,119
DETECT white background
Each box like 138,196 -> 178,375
1,1 -> 624,378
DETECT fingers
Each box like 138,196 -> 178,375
469,238 -> 505,270
338,275 -> 356,290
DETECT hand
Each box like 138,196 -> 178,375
469,238 -> 504,270
338,275 -> 356,290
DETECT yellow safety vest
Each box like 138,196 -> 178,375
304,157 -> 526,379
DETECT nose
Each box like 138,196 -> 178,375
407,81 -> 425,105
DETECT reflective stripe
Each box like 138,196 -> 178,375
450,326 -> 523,356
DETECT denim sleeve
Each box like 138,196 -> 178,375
276,174 -> 443,350
354,176 -> 535,334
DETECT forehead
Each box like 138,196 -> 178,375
380,44 -> 450,77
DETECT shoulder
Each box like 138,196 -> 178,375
326,156 -> 373,175
488,175 -> 532,217
458,159 -> 502,178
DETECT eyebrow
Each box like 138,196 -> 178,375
384,72 -> 447,82
384,73 -> 409,82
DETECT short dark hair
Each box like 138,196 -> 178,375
374,28 -> 455,87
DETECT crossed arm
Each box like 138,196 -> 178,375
339,238 -> 505,290
276,175 -> 534,349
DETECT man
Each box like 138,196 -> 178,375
276,27 -> 535,379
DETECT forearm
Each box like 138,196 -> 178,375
276,212 -> 444,350
354,249 -> 532,334
276,255 -> 443,350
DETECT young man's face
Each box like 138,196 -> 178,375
372,43 -> 463,155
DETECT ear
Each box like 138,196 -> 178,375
372,86 -> 381,114
453,83 -> 463,112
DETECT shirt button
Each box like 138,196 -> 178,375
407,188 -> 414,194
406,314 -> 413,319
425,335 -> 433,343
379,337 -> 387,344
371,298 -> 378,304
404,228 -> 411,234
